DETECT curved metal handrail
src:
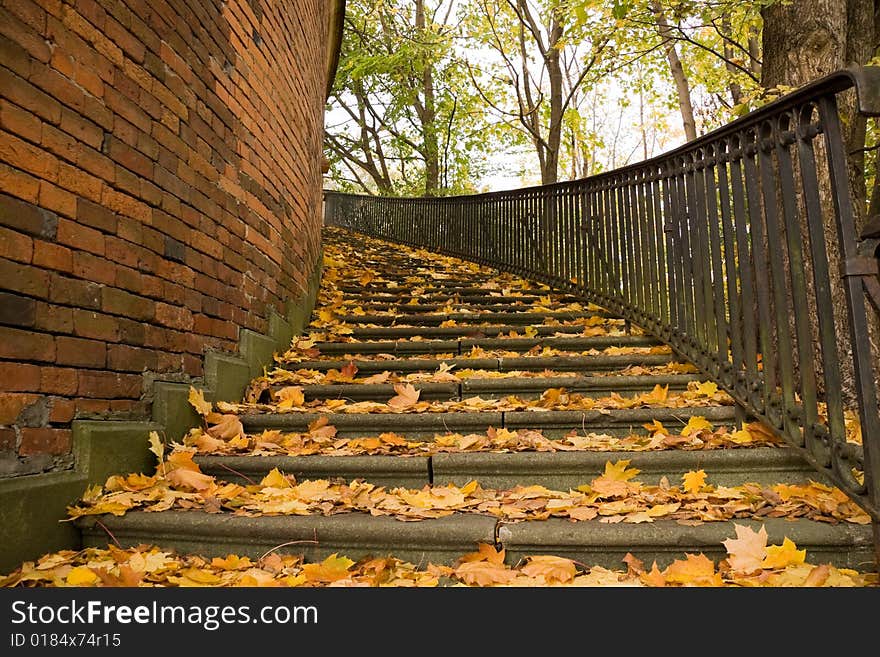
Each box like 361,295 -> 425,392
324,68 -> 880,542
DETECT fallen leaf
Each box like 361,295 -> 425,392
722,524 -> 768,573
761,537 -> 806,569
663,553 -> 723,586
188,387 -> 212,416
521,556 -> 577,583
682,470 -> 708,494
388,383 -> 420,410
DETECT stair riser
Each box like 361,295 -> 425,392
312,335 -> 658,356
241,406 -> 737,439
77,512 -> 874,570
286,375 -> 700,403
195,448 -> 821,490
285,354 -> 678,374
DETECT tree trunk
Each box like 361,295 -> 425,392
650,0 -> 697,142
543,29 -> 563,185
761,0 -> 876,408
416,0 -> 439,196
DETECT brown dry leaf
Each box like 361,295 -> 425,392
802,564 -> 831,587
276,386 -> 305,410
207,414 -> 244,440
388,383 -> 421,411
722,524 -> 768,573
520,556 -> 577,583
166,467 -> 215,492
340,360 -> 359,380
622,553 -> 645,576
454,560 -> 518,586
362,371 -> 391,384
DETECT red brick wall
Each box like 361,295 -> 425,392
0,0 -> 329,476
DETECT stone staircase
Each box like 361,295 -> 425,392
74,227 -> 877,575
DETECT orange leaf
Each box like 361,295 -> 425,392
663,553 -> 722,586
458,543 -> 505,565
520,555 -> 577,583
453,560 -> 517,586
275,386 -> 305,410
682,470 -> 707,494
387,383 -> 420,410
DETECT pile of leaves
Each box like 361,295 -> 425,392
3,527 -> 874,587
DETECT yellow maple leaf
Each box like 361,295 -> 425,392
317,309 -> 335,323
729,428 -> 754,444
260,468 -> 291,488
682,470 -> 708,494
761,537 -> 806,569
188,387 -> 212,416
641,384 -> 669,404
66,566 -> 98,586
692,381 -> 719,397
682,415 -> 713,436
302,554 -> 354,582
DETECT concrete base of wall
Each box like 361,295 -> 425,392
0,251 -> 323,574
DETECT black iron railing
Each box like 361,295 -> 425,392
324,67 -> 880,540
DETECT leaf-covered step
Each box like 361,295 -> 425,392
299,381 -> 460,402
432,447 -> 822,490
498,517 -> 874,572
334,310 -> 614,326
460,373 -> 700,398
277,374 -> 699,405
74,511 -> 874,571
284,353 -> 678,374
76,511 -> 498,567
309,335 -> 659,357
196,454 -> 431,488
238,405 -> 736,438
348,324 -> 621,339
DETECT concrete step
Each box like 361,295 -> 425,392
310,334 -> 660,357
284,353 -> 679,374
75,510 -> 875,570
332,311 -> 613,326
239,405 -> 736,438
194,446 -> 819,490
282,373 -> 700,404
347,324 -> 622,339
